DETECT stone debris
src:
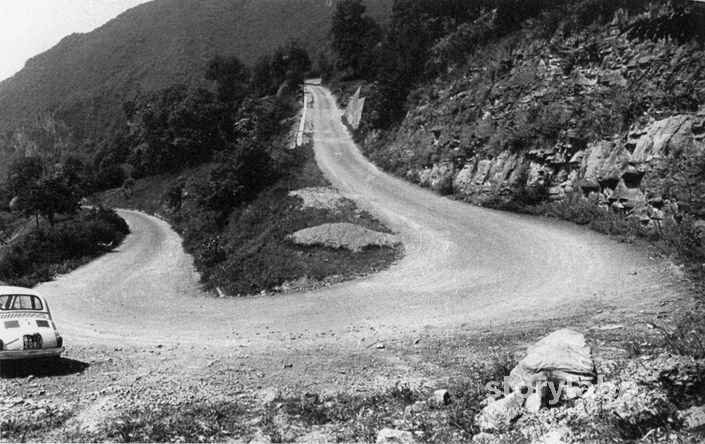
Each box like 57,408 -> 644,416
289,187 -> 347,211
475,391 -> 524,433
289,223 -> 400,252
680,405 -> 705,430
376,428 -> 414,443
427,389 -> 451,408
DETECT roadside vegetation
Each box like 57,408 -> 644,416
0,208 -> 129,288
0,154 -> 129,287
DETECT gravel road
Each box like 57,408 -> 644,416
2,82 -> 693,439
35,82 -> 691,350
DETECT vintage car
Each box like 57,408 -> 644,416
0,286 -> 64,360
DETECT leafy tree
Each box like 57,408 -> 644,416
127,85 -> 227,174
205,56 -> 251,106
188,139 -> 276,219
7,157 -> 79,227
252,55 -> 275,97
7,157 -> 44,199
330,0 -> 381,77
59,155 -> 87,187
270,41 -> 312,95
28,177 -> 80,227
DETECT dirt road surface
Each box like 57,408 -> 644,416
38,82 -> 689,348
3,83 -> 693,435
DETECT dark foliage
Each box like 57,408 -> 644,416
7,156 -> 82,227
252,41 -> 312,97
625,3 -> 705,45
186,139 -> 277,219
0,207 -> 129,287
330,0 -> 382,78
126,85 -> 228,174
205,56 -> 251,106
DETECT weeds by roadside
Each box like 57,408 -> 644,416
100,401 -> 247,443
0,407 -> 73,442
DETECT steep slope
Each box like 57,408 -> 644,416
355,3 -> 705,248
0,0 -> 390,140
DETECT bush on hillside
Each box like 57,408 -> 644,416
0,207 -> 129,287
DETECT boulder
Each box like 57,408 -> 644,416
631,115 -> 693,162
608,180 -> 645,210
295,430 -> 334,443
427,389 -> 451,408
531,428 -> 570,444
473,159 -> 493,185
453,161 -> 477,196
404,401 -> 427,417
581,141 -> 630,188
680,405 -> 705,430
376,428 -> 414,443
475,391 -> 524,433
472,432 -> 503,444
428,162 -> 455,194
524,390 -> 543,413
508,329 -> 596,405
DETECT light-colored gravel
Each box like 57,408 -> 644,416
289,222 -> 400,252
289,186 -> 347,211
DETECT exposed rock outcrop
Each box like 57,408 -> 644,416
361,8 -> 705,230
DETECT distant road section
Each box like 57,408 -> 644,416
38,83 -> 690,346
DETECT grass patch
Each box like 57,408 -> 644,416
0,407 -> 73,441
0,207 -> 129,287
101,401 -> 247,443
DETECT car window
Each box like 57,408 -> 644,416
0,295 -> 10,310
3,295 -> 44,311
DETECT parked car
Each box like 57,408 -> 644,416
0,286 -> 64,360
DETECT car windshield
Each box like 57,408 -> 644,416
0,294 -> 44,311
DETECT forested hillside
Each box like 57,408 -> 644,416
0,0 -> 390,150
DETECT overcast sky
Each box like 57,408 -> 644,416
0,0 -> 152,82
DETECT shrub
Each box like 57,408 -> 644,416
0,208 -> 129,287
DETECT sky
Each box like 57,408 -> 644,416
0,0 -> 152,82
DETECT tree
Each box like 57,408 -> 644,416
330,0 -> 381,77
7,157 -> 43,199
252,55 -> 275,97
189,139 -> 276,218
270,41 -> 312,95
205,56 -> 251,106
7,157 -> 79,227
28,177 -> 80,227
127,85 -> 227,174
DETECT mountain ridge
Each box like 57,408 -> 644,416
0,0 -> 390,141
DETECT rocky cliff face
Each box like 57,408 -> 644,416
360,7 -> 705,230
447,111 -> 705,225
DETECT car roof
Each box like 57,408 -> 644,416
0,286 -> 43,298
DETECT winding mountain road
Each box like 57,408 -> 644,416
38,83 -> 689,349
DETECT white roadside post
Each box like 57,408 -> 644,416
295,82 -> 308,148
